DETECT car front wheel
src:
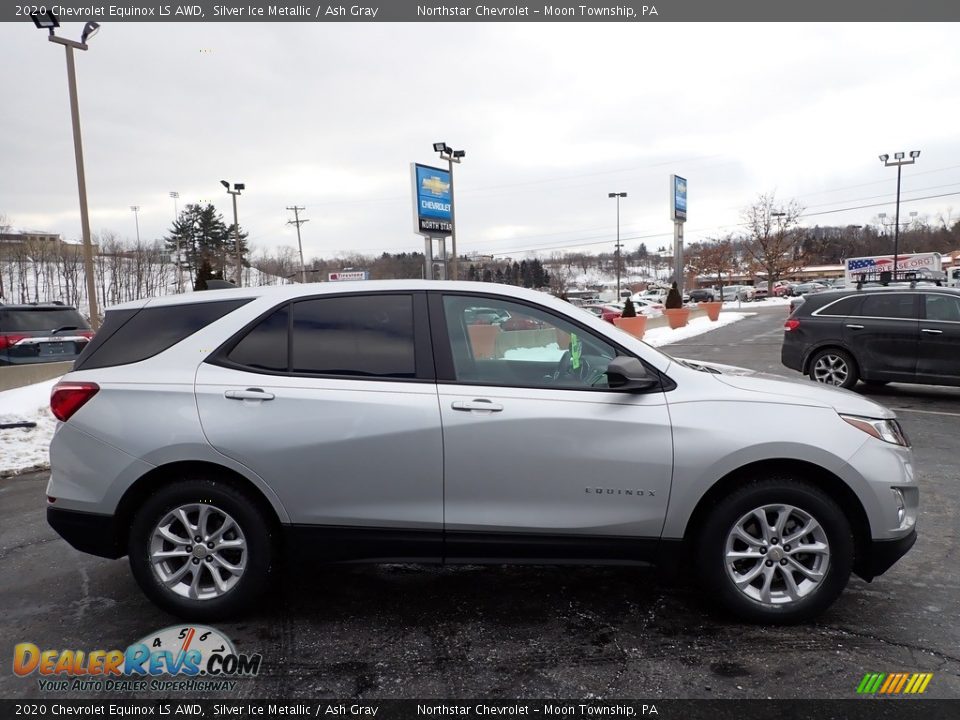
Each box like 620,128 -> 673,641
696,478 -> 853,623
809,348 -> 859,389
128,478 -> 273,619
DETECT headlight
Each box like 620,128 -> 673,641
840,415 -> 910,447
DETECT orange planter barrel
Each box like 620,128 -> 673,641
613,315 -> 647,339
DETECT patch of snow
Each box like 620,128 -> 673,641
643,312 -> 750,347
503,343 -> 566,361
0,378 -> 60,477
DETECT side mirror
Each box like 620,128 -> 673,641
606,356 -> 658,391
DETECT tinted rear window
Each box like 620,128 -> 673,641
290,295 -> 415,377
0,308 -> 88,332
226,305 -> 289,372
815,296 -> 862,317
859,294 -> 917,320
74,299 -> 251,370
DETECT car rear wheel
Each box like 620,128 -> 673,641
809,348 -> 859,389
696,478 -> 853,623
128,478 -> 273,619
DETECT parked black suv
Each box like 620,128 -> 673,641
0,303 -> 93,366
781,286 -> 960,389
688,288 -> 717,302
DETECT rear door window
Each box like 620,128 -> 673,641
290,295 -> 416,377
858,294 -> 918,320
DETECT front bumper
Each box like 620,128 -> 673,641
855,529 -> 917,582
47,506 -> 125,559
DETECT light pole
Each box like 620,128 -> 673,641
220,180 -> 245,286
31,11 -> 101,328
608,192 -> 627,299
879,150 -> 920,279
130,206 -> 140,244
169,191 -> 183,292
771,211 -> 786,291
433,142 -> 465,280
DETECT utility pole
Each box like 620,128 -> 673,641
286,206 -> 308,283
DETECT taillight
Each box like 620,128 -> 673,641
78,330 -> 94,339
784,319 -> 800,331
0,333 -> 28,350
50,382 -> 100,422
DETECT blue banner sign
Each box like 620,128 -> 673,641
412,163 -> 453,236
672,174 -> 687,222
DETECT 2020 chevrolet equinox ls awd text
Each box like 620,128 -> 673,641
46,281 -> 918,623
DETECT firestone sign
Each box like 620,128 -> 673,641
328,271 -> 369,281
411,163 -> 453,236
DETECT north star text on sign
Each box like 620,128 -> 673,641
323,5 -> 379,16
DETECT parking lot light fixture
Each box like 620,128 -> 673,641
130,206 -> 140,244
221,180 -> 245,286
32,10 -> 101,328
879,150 -> 921,280
608,192 -> 627,300
434,142 -> 465,279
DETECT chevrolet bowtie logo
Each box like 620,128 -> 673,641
422,177 -> 449,195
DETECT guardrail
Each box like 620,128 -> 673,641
0,361 -> 73,392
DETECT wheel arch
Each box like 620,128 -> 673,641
113,460 -> 285,554
680,458 -> 872,574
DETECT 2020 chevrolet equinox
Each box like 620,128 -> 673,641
47,281 -> 918,623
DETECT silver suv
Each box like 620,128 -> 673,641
47,281 -> 918,623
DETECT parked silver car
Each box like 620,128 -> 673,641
47,281 -> 918,623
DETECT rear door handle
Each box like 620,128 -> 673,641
845,324 -> 864,329
224,388 -> 275,401
451,399 -> 504,413
921,328 -> 943,335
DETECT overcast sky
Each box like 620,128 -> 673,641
4,22 -> 960,262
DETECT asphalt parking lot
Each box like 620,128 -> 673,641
1,304 -> 958,700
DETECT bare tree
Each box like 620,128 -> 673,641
741,193 -> 806,292
688,236 -> 737,290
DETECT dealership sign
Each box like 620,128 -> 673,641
328,271 -> 368,281
671,174 -> 687,222
412,163 -> 453,236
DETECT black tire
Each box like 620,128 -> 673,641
696,477 -> 853,624
128,477 -> 274,620
808,348 -> 859,389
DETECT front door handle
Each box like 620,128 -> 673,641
846,324 -> 865,330
921,328 -> 943,335
451,399 -> 504,413
224,388 -> 275,401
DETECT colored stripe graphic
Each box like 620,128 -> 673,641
857,672 -> 932,694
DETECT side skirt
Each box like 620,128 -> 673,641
283,525 -> 664,567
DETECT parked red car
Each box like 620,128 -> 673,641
581,304 -> 622,324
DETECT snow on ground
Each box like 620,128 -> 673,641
0,312 -> 749,476
642,311 -> 749,347
720,296 -> 792,309
0,378 -> 59,477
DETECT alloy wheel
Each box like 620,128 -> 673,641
812,354 -> 849,386
724,503 -> 830,606
148,503 -> 247,600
